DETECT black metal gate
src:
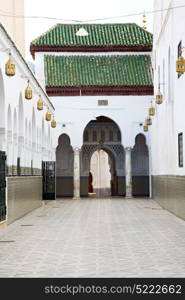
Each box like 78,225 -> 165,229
0,151 -> 6,222
42,161 -> 56,200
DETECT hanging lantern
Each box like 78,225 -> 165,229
45,111 -> 52,121
142,13 -> 147,30
51,118 -> 57,128
146,117 -> 152,126
149,106 -> 155,116
99,138 -> 104,145
5,53 -> 15,76
176,55 -> 185,74
37,97 -> 43,110
155,90 -> 163,104
25,80 -> 32,100
143,123 -> 148,132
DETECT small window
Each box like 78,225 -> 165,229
98,100 -> 108,106
178,133 -> 183,167
178,41 -> 182,79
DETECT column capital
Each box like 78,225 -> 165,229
73,147 -> 81,154
125,147 -> 132,151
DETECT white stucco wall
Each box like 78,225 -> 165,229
50,94 -> 151,150
152,0 -> 185,176
0,24 -> 55,171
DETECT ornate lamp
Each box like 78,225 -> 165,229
176,55 -> 185,74
37,96 -> 43,110
51,117 -> 57,128
143,123 -> 148,132
5,53 -> 15,76
25,80 -> 33,100
155,88 -> 163,104
45,110 -> 52,121
146,117 -> 152,126
99,138 -> 104,145
142,13 -> 147,30
149,100 -> 155,116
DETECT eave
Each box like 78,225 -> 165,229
30,45 -> 152,59
46,85 -> 154,97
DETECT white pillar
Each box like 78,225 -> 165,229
125,147 -> 132,198
0,128 -> 6,151
73,147 -> 81,199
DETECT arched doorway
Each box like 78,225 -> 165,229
131,134 -> 149,196
0,68 -> 5,151
56,134 -> 74,197
90,149 -> 117,197
81,116 -> 125,197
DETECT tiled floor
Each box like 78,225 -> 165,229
0,198 -> 185,277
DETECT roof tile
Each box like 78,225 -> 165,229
32,23 -> 153,47
44,55 -> 153,87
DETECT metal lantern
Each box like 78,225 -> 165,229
155,90 -> 163,104
45,111 -> 52,121
99,138 -> 104,145
5,53 -> 15,76
37,97 -> 43,110
142,13 -> 147,30
51,118 -> 57,128
149,106 -> 155,116
25,80 -> 32,100
146,117 -> 152,126
143,124 -> 148,132
176,55 -> 185,74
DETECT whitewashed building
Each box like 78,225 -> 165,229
31,23 -> 153,199
0,22 -> 55,225
151,0 -> 185,220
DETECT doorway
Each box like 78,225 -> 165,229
89,148 -> 118,197
90,149 -> 111,197
81,116 -> 125,197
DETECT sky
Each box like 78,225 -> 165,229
25,0 -> 154,61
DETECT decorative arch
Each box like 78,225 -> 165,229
18,94 -> 24,172
28,120 -> 32,174
13,108 -> 18,135
83,116 -> 122,144
81,116 -> 125,197
7,104 -> 12,132
18,93 -> 24,137
56,134 -> 74,197
6,105 -> 12,175
32,107 -> 36,144
0,69 -> 5,150
131,133 -> 149,196
12,108 -> 18,174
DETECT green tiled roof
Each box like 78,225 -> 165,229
45,55 -> 153,87
31,23 -> 152,47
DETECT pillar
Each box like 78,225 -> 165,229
125,147 -> 132,198
73,147 -> 81,199
0,128 -> 6,151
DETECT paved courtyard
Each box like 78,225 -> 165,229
0,198 -> 185,277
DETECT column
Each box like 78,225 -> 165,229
73,147 -> 81,199
125,147 -> 132,198
0,128 -> 5,151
